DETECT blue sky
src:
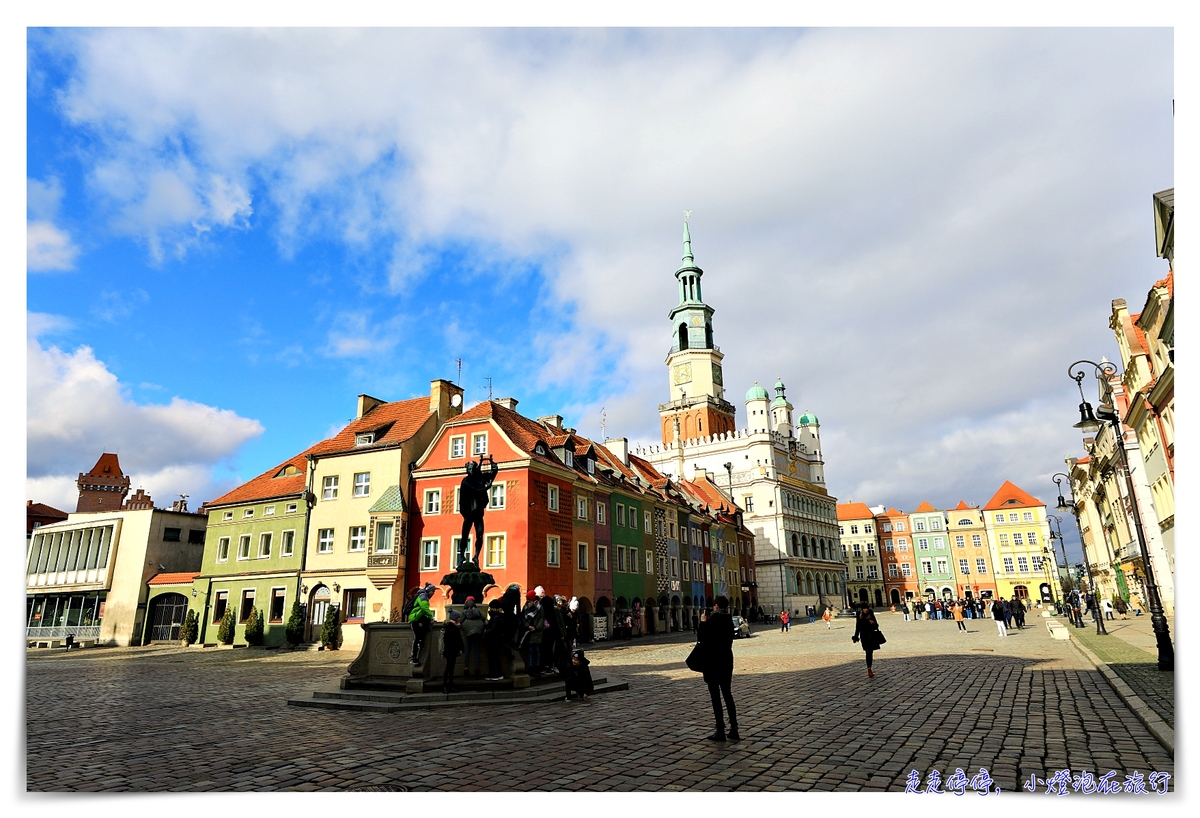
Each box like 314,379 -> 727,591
26,28 -> 1173,562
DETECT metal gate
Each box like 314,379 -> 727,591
148,593 -> 189,642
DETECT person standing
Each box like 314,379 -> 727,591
440,610 -> 464,693
822,607 -> 833,629
780,609 -> 790,633
851,606 -> 884,677
460,597 -> 485,676
408,588 -> 435,663
1102,597 -> 1114,620
521,590 -> 544,675
697,595 -> 739,742
483,600 -> 508,681
952,601 -> 966,632
901,601 -> 910,621
992,596 -> 1007,637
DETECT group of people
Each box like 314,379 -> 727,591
404,583 -> 595,699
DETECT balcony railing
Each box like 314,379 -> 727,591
26,625 -> 101,640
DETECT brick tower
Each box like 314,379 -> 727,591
659,219 -> 737,445
76,453 -> 131,512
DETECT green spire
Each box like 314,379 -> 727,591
682,219 -> 694,266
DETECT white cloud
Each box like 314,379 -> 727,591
321,310 -> 402,358
27,324 -> 264,506
40,28 -> 1172,512
28,177 -> 81,272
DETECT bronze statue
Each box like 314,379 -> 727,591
460,454 -> 499,564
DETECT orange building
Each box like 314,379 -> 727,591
945,501 -> 999,600
877,508 -> 920,606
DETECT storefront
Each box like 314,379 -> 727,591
26,592 -> 106,644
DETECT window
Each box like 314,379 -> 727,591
955,535 -> 965,548
630,508 -> 639,529
161,527 -> 182,543
936,558 -> 948,573
896,522 -> 906,531
452,537 -> 469,567
867,565 -> 878,579
867,543 -> 876,556
259,532 -> 272,558
615,546 -> 626,572
213,591 -> 228,623
318,529 -> 334,553
263,506 -> 276,517
1003,557 -> 1015,573
421,538 -> 440,571
995,514 -> 1005,523
354,472 -> 371,497
450,435 -> 466,458
286,503 -> 298,514
425,489 -> 442,514
930,518 -> 942,531
375,522 -> 393,554
243,509 -> 254,519
976,558 -> 988,574
668,520 -> 676,538
485,534 -> 506,568
670,556 -> 679,577
237,535 -> 251,560
1017,556 -> 1029,573
850,524 -> 859,534
1026,531 -> 1038,545
743,496 -> 754,513
355,432 -> 375,446
344,589 -> 366,620
921,559 -> 933,574
645,513 -> 652,534
999,534 -> 1009,546
915,520 -> 925,532
217,537 -> 230,562
1022,512 -> 1033,522
898,540 -> 908,552
322,476 -> 339,501
547,536 -> 561,567
597,545 -> 608,572
959,559 -> 970,575
630,548 -> 639,573
578,497 -> 588,519
577,543 -> 588,571
472,432 -> 488,455
616,504 -> 626,526
682,560 -> 690,581
349,526 -> 367,552
1012,532 -> 1024,545
855,565 -> 864,579
645,551 -> 654,574
882,523 -> 892,533
240,589 -> 256,622
547,485 -> 559,512
865,524 -> 873,534
269,588 -> 286,622
958,518 -> 971,526
222,511 -> 233,521
1032,555 -> 1044,571
597,503 -> 606,524
1008,513 -> 1019,523
564,450 -> 574,468
281,530 -> 295,557
901,563 -> 912,577
888,564 -> 899,578
852,543 -> 862,556
885,541 -> 894,552
971,534 -> 982,547
918,538 -> 929,550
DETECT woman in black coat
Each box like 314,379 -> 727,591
852,606 -> 884,677
697,595 -> 739,742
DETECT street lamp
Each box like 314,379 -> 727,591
1068,360 -> 1170,668
1056,475 -> 1107,635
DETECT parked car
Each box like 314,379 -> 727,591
731,615 -> 751,638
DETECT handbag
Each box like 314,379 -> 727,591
685,641 -> 707,673
876,629 -> 887,646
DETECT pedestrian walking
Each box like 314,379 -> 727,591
440,610 -> 464,693
992,597 -> 1007,637
823,607 -> 833,629
1103,598 -> 1114,620
901,601 -> 910,621
953,601 -> 966,632
697,595 -> 739,741
851,606 -> 885,677
807,606 -> 815,624
780,609 -> 790,633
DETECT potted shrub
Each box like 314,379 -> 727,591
319,604 -> 341,651
285,598 -> 304,647
217,603 -> 237,645
244,606 -> 264,646
180,610 -> 199,646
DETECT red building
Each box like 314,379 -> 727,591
877,507 -> 920,606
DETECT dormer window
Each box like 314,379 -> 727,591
535,443 -> 548,456
564,450 -> 574,468
586,458 -> 594,475
356,432 -> 375,446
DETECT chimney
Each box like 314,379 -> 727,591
357,394 -> 385,419
494,397 -> 519,411
429,379 -> 464,421
537,414 -> 564,429
604,437 -> 629,467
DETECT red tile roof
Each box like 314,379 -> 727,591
913,500 -> 937,513
982,480 -> 1043,510
952,500 -> 972,511
441,401 -> 565,470
205,445 -> 318,508
148,572 -> 200,586
84,452 -> 124,477
836,502 -> 874,521
27,501 -> 68,518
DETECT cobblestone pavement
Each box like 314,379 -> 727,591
1072,626 -> 1174,728
26,612 -> 1174,793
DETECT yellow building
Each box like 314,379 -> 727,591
981,481 -> 1058,605
301,381 -> 461,651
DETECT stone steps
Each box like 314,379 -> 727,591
288,676 -> 626,712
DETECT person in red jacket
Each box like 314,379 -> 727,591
780,609 -> 790,633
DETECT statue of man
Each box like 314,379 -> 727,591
459,455 -> 499,564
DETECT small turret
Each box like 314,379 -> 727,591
745,381 -> 770,433
770,378 -> 794,437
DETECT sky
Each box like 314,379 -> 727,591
26,27 -> 1173,562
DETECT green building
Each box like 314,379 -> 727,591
910,501 -> 956,603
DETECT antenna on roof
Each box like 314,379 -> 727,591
454,357 -> 463,385
483,377 -> 493,400
599,407 -> 607,440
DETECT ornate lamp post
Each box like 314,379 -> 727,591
1051,474 -> 1105,630
1069,359 -> 1170,668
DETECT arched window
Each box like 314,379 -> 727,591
705,322 -> 714,349
791,533 -> 799,557
678,324 -> 689,351
802,536 -> 810,558
805,572 -> 814,595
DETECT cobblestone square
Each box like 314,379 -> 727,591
26,613 -> 1174,793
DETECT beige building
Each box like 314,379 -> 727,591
981,482 -> 1057,604
838,502 -> 885,607
300,381 -> 462,650
26,507 -> 207,646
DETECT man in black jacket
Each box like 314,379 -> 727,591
697,595 -> 739,742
